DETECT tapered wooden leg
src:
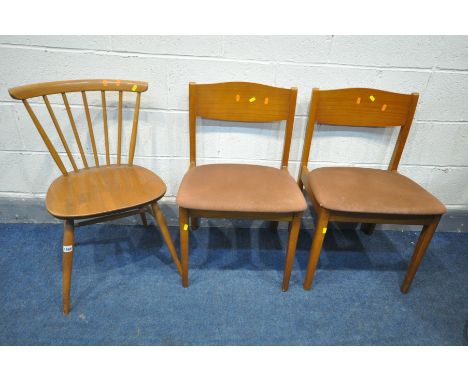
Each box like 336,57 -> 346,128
361,223 -> 376,235
282,213 -> 302,291
297,179 -> 304,191
62,219 -> 74,315
151,203 -> 182,275
400,217 -> 440,294
140,212 -> 148,226
179,207 -> 189,288
191,216 -> 199,231
270,221 -> 279,231
303,208 -> 329,290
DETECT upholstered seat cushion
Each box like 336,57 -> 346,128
307,167 -> 446,215
176,164 -> 307,213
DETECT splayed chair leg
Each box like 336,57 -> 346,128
303,208 -> 329,290
151,203 -> 182,275
62,219 -> 74,315
282,213 -> 302,291
400,217 -> 440,294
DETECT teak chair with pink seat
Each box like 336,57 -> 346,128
176,82 -> 307,290
298,88 -> 446,293
9,79 -> 181,315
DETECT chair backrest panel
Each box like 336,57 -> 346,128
315,88 -> 413,127
300,87 -> 419,176
189,82 -> 297,169
192,82 -> 293,122
8,79 -> 147,176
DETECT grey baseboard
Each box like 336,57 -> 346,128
0,197 -> 466,233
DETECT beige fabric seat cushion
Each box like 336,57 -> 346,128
307,167 -> 446,215
177,164 -> 307,213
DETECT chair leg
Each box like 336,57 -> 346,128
303,208 -> 329,290
62,219 -> 74,315
191,216 -> 199,231
297,179 -> 304,191
139,212 -> 148,226
270,221 -> 279,231
361,223 -> 376,235
400,217 -> 440,294
282,213 -> 302,292
179,207 -> 189,288
151,203 -> 182,275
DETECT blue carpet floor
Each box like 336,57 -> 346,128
0,222 -> 466,345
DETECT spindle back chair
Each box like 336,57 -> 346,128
9,79 -> 181,315
298,88 -> 446,293
176,82 -> 307,291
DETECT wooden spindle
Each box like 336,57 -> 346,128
128,92 -> 141,165
22,100 -> 68,176
62,93 -> 88,168
81,91 -> 99,167
43,95 -> 78,172
117,91 -> 123,165
101,91 -> 110,166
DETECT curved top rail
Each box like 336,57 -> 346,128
313,87 -> 418,127
191,81 -> 296,123
9,79 -> 148,100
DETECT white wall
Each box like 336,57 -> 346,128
0,36 -> 467,210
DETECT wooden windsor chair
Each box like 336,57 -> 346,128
176,82 -> 307,290
8,79 -> 181,315
298,88 -> 446,293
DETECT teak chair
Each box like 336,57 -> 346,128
298,88 -> 446,293
176,82 -> 307,290
9,79 -> 181,314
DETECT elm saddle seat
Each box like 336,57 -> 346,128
8,79 -> 182,315
46,165 -> 167,219
307,167 -> 446,216
177,163 -> 307,213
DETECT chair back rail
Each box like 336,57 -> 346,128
8,79 -> 148,176
189,81 -> 297,169
300,87 -> 419,174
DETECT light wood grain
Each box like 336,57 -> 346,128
101,91 -> 110,166
9,79 -> 148,100
62,93 -> 88,168
81,91 -> 99,167
128,92 -> 141,166
22,99 -> 68,175
152,203 -> 182,275
62,219 -> 74,315
10,79 -> 180,314
46,165 -> 167,219
43,95 -> 78,172
117,91 -> 123,165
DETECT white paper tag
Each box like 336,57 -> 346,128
63,245 -> 73,253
